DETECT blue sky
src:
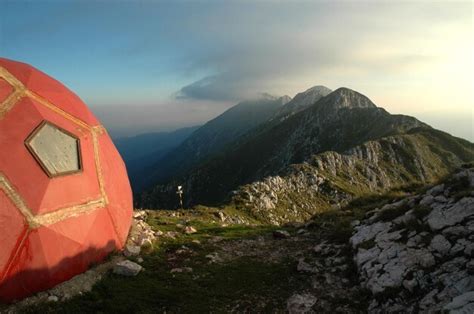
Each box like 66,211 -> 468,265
1,1 -> 472,140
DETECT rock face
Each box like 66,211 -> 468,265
273,85 -> 332,121
350,167 -> 474,313
127,210 -> 156,248
233,132 -> 473,225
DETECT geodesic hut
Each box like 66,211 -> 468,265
0,58 -> 133,302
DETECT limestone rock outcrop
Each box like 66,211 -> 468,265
350,167 -> 474,313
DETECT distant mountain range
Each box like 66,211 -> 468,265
121,85 -> 473,217
113,126 -> 200,189
128,94 -> 292,191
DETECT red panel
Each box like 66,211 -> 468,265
0,190 -> 27,279
99,134 -> 133,247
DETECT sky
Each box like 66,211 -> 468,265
0,0 -> 472,140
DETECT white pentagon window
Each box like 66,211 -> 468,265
25,121 -> 82,177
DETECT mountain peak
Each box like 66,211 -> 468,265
273,85 -> 332,119
278,95 -> 292,105
294,85 -> 332,103
303,85 -> 333,95
258,92 -> 279,100
288,85 -> 333,109
320,87 -> 377,110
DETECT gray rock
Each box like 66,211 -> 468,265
443,291 -> 474,311
403,278 -> 418,292
420,195 -> 435,206
297,259 -> 317,273
350,221 -> 391,248
47,295 -> 59,302
124,244 -> 141,257
350,220 -> 361,227
430,235 -> 452,256
464,242 -> 474,257
443,226 -> 470,238
286,293 -> 317,314
407,235 -> 422,248
355,247 -> 380,266
427,197 -> 474,231
428,184 -> 445,196
393,212 -> 415,225
273,230 -> 291,239
450,239 -> 469,256
113,260 -> 143,276
450,303 -> 474,314
467,260 -> 474,274
375,229 -> 404,248
205,252 -> 223,263
419,289 -> 439,310
416,250 -> 436,268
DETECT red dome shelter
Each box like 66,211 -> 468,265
0,58 -> 133,302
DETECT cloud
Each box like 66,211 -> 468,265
171,1 -> 471,102
176,75 -> 236,101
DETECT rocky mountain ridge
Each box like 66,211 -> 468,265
138,87 -> 472,211
233,128 -> 474,224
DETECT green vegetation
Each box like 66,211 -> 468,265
20,213 -> 302,314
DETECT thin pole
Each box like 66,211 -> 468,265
176,186 -> 184,210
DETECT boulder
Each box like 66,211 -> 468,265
113,260 -> 143,276
443,291 -> 474,311
350,221 -> 390,248
184,226 -> 197,234
273,230 -> 291,239
430,235 -> 452,256
427,197 -> 474,231
124,244 -> 141,257
427,184 -> 445,196
286,293 -> 317,314
420,195 -> 434,206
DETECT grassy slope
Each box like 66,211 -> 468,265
15,201 -> 384,314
